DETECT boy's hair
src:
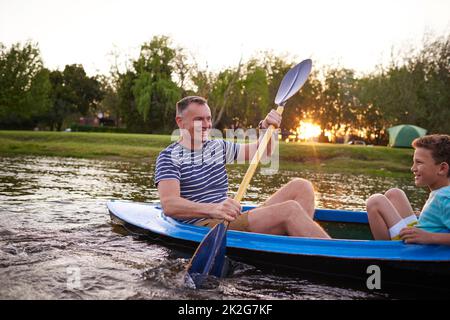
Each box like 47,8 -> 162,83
412,134 -> 450,177
176,96 -> 207,115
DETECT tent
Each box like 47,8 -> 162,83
387,124 -> 427,148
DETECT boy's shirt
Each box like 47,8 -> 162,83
417,185 -> 450,233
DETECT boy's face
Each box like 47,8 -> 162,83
411,147 -> 446,188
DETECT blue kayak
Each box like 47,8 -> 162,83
107,200 -> 450,291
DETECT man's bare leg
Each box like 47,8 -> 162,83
262,178 -> 315,218
247,200 -> 330,238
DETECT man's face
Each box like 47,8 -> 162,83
176,102 -> 212,143
411,147 -> 442,187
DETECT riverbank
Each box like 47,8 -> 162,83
0,130 -> 414,177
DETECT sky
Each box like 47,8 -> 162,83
0,0 -> 449,76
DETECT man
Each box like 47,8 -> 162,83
155,96 -> 329,238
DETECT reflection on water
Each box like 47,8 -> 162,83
0,156 -> 428,300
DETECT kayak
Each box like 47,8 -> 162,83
107,200 -> 450,292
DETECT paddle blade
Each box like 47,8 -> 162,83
209,229 -> 227,278
274,59 -> 312,106
186,222 -> 227,288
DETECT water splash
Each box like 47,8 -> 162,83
0,155 -> 429,299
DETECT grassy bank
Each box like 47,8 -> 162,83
0,130 -> 414,177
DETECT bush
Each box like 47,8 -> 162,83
70,124 -> 128,133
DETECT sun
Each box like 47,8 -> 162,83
296,121 -> 322,141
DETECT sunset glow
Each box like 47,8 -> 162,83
296,121 -> 322,141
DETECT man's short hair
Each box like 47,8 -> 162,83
176,96 -> 207,115
412,134 -> 450,176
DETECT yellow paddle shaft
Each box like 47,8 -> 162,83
234,106 -> 284,203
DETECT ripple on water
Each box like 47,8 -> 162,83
0,155 -> 428,299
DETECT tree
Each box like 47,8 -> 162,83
108,33 -> 450,139
117,70 -> 146,132
131,36 -> 182,133
0,42 -> 51,129
97,75 -> 121,127
191,62 -> 242,129
240,60 -> 270,127
46,69 -> 76,131
320,67 -> 358,141
46,64 -> 103,130
354,33 -> 450,143
412,34 -> 450,133
62,64 -> 103,115
355,75 -> 389,144
282,69 -> 323,136
172,47 -> 192,96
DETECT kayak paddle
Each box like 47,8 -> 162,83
186,59 -> 313,289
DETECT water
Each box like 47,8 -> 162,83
0,156 -> 428,300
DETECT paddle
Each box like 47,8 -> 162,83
186,59 -> 313,289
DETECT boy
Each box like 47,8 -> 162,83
366,134 -> 450,245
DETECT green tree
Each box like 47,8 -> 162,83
321,67 -> 358,140
282,69 -> 323,137
62,64 -> 103,115
412,34 -> 450,133
355,74 -> 389,144
117,70 -> 147,132
47,69 -> 76,131
131,36 -> 181,133
354,33 -> 450,143
46,64 -> 103,130
111,33 -> 449,139
190,59 -> 240,129
0,42 -> 51,129
98,75 -> 121,127
204,65 -> 242,129
240,60 -> 270,127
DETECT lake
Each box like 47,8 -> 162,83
0,156 -> 428,299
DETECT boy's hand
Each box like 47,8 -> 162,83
399,227 -> 434,244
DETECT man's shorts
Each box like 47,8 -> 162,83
194,211 -> 250,232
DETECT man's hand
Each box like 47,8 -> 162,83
399,227 -> 434,244
210,198 -> 241,222
261,109 -> 282,129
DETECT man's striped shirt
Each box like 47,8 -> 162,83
154,139 -> 240,224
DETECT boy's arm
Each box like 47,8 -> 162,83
399,227 -> 450,245
430,233 -> 450,245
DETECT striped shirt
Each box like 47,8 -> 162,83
154,139 -> 240,224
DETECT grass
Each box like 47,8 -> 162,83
277,142 -> 413,176
0,130 -> 414,177
0,130 -> 169,160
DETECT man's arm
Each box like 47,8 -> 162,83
237,109 -> 281,162
158,180 -> 215,219
158,180 -> 241,221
